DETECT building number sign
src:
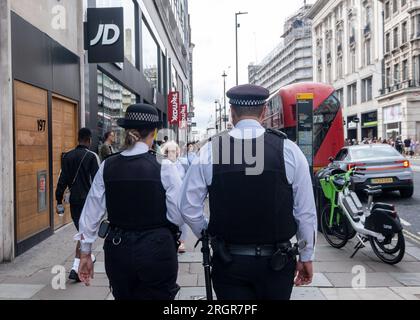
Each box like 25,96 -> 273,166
38,120 -> 47,132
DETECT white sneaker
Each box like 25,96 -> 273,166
91,254 -> 96,264
178,243 -> 186,254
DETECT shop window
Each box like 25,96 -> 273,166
97,70 -> 137,150
142,19 -> 159,89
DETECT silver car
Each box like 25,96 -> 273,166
329,144 -> 414,198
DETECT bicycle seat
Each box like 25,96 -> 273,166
372,203 -> 395,212
333,178 -> 346,189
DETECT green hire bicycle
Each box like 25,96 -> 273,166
318,167 -> 405,265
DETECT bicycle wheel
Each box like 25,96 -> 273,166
320,204 -> 349,249
369,231 -> 405,265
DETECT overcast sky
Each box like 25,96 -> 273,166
189,0 -> 315,132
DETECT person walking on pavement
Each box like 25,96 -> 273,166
76,104 -> 184,300
99,131 -> 116,162
179,84 -> 317,300
404,137 -> 412,157
395,136 -> 404,154
55,128 -> 100,282
161,141 -> 189,254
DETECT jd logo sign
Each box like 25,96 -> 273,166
90,24 -> 121,46
85,8 -> 124,63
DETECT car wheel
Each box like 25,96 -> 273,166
400,187 -> 414,198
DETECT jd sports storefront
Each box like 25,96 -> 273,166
11,13 -> 82,255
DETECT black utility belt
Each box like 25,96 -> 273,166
227,242 -> 292,257
99,220 -> 175,239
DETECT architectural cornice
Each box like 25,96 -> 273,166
306,0 -> 329,19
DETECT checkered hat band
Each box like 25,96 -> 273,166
126,112 -> 159,122
230,99 -> 266,106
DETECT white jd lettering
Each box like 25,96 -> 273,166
90,24 -> 120,46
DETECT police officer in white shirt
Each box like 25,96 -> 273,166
76,104 -> 184,300
179,84 -> 317,300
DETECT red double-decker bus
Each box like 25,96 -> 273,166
264,82 -> 344,171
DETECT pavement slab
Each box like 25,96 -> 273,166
0,284 -> 45,300
389,273 -> 420,286
177,274 -> 199,287
389,287 -> 420,300
32,283 -> 110,300
405,246 -> 420,261
320,287 -> 404,300
324,272 -> 403,288
314,261 -> 375,273
177,287 -> 213,300
178,253 -> 203,263
291,287 -> 327,300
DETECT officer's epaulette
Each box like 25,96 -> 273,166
266,128 -> 288,140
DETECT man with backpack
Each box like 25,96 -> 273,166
55,128 -> 100,282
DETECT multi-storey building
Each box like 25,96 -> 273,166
308,0 -> 384,141
378,0 -> 420,142
248,4 -> 313,94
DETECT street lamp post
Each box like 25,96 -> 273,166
219,101 -> 222,132
235,11 -> 248,86
222,71 -> 228,130
214,100 -> 219,134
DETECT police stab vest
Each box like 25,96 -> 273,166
208,131 -> 297,244
103,152 -> 172,231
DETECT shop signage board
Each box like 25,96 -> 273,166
168,92 -> 180,125
86,8 -> 125,63
179,104 -> 188,129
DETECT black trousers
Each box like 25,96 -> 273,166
212,255 -> 296,300
70,203 -> 84,231
104,227 -> 179,300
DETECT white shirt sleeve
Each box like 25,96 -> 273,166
74,162 -> 107,253
161,159 -> 184,227
178,143 -> 211,238
284,140 -> 318,262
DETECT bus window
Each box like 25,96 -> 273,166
313,94 -> 341,155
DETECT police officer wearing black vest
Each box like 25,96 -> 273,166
179,84 -> 317,300
76,104 -> 184,300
